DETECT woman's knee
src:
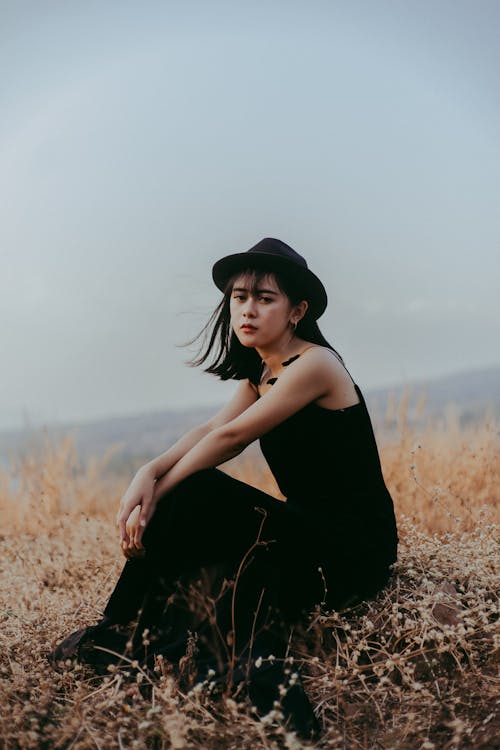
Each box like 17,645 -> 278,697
161,468 -> 223,501
142,467 -> 274,555
143,470 -> 221,546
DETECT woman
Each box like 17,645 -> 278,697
49,238 -> 398,738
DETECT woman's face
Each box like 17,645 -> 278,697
229,272 -> 301,349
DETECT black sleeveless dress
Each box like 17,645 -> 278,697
48,354 -> 398,737
259,380 -> 398,600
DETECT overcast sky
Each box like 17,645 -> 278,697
1,0 -> 499,432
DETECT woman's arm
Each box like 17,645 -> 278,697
143,379 -> 258,480
117,379 -> 258,546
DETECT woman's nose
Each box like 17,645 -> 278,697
243,298 -> 257,316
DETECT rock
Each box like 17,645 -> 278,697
431,582 -> 463,627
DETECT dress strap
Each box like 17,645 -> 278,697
322,347 -> 358,389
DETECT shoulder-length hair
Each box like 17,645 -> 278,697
186,268 -> 344,385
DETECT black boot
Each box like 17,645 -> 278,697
247,661 -> 321,740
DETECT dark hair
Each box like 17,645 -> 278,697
186,268 -> 344,384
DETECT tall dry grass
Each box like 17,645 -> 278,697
0,394 -> 498,749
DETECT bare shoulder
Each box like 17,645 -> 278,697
299,344 -> 347,374
299,345 -> 360,409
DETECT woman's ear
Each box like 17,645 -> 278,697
294,300 -> 308,323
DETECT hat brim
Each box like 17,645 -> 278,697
212,251 -> 327,319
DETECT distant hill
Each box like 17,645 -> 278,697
0,405 -> 216,475
0,364 -> 498,473
365,363 -> 500,430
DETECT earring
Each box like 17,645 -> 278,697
289,320 -> 297,332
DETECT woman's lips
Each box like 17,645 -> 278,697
240,325 -> 257,332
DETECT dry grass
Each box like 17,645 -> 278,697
0,394 -> 498,749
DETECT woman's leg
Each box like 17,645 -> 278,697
103,468 -> 302,631
48,470 -> 292,662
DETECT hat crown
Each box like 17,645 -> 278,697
246,237 -> 308,269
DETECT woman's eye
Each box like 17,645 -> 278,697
259,297 -> 272,303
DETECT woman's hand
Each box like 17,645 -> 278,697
122,506 -> 146,559
116,465 -> 157,549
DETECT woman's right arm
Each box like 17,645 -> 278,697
143,422 -> 214,480
144,379 -> 259,480
117,379 -> 259,548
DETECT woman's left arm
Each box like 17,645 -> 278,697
134,348 -> 336,542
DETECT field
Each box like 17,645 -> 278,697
1,395 -> 498,749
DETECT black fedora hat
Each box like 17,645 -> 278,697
212,237 -> 328,319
